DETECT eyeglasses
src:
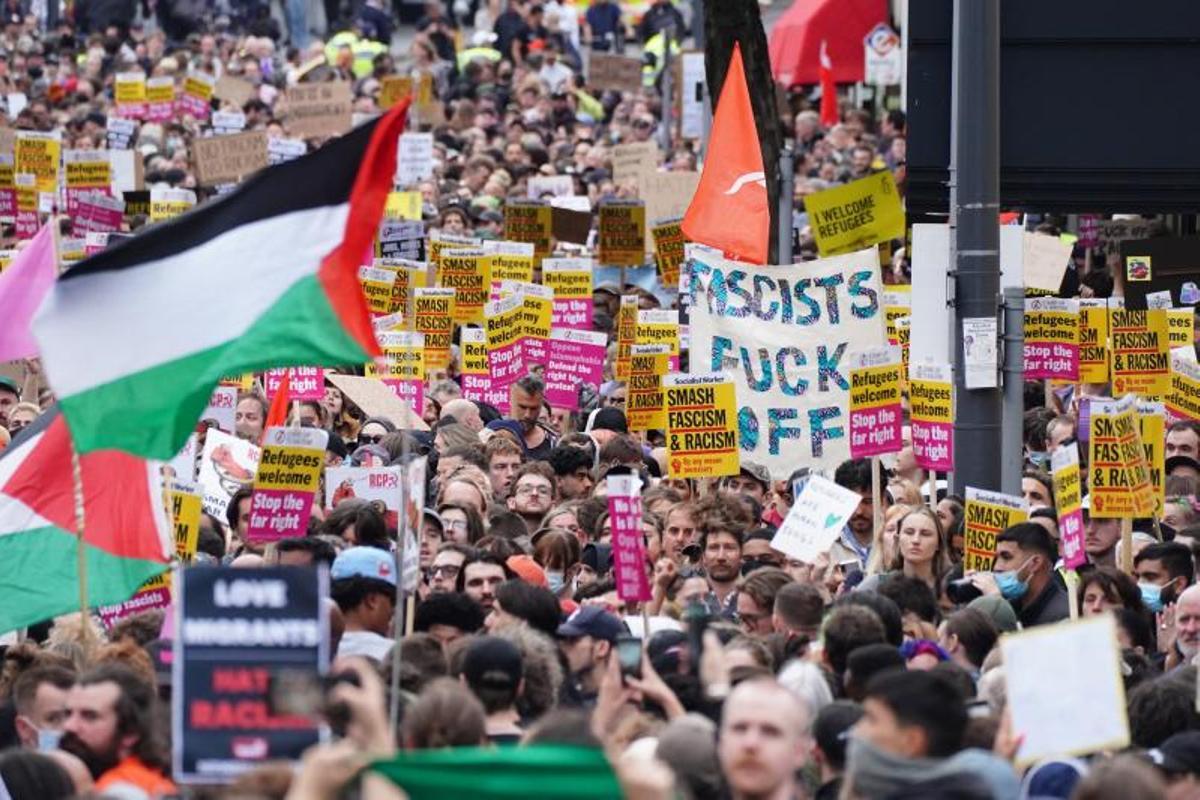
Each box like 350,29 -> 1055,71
441,518 -> 469,532
515,484 -> 552,497
430,564 -> 461,578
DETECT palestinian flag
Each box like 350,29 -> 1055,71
33,100 -> 411,460
0,409 -> 171,634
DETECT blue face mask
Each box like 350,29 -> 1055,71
1140,582 -> 1165,613
995,559 -> 1032,601
36,727 -> 61,752
1028,451 -> 1051,470
545,570 -> 565,593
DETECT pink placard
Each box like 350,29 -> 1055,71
551,297 -> 593,331
145,99 -> 175,123
265,367 -> 326,402
849,402 -> 903,459
382,378 -> 425,416
544,330 -> 607,410
245,487 -> 315,543
15,211 -> 37,240
488,339 -> 525,397
463,373 -> 509,414
1023,342 -> 1079,381
97,583 -> 172,629
177,94 -> 211,120
607,478 -> 651,603
73,193 -> 123,233
912,420 -> 954,472
1059,507 -> 1086,569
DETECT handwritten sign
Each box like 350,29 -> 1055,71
769,475 -> 864,563
283,81 -> 353,138
193,130 -> 268,186
803,172 -> 905,256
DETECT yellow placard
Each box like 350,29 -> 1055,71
1079,299 -> 1112,384
542,258 -> 592,298
626,344 -> 671,431
437,247 -> 490,325
803,171 -> 905,256
615,294 -> 639,380
379,75 -> 414,110
1168,309 -> 1194,349
183,74 -> 214,102
1168,352 -> 1200,423
635,308 -> 679,362
1088,395 -> 1156,518
1138,401 -> 1166,516
502,200 -> 552,258
461,327 -> 488,374
375,331 -> 426,381
489,241 -> 535,283
385,190 -> 423,221
598,200 -> 646,266
413,287 -> 456,372
651,218 -> 685,289
963,488 -> 1029,572
883,289 -> 911,346
664,374 -> 740,478
850,362 -> 903,412
1110,308 -> 1169,398
146,77 -> 175,103
170,488 -> 202,561
114,72 -> 147,104
15,133 -> 60,194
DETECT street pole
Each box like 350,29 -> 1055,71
1000,286 -> 1024,497
950,0 -> 1002,493
659,24 -> 675,154
777,142 -> 794,264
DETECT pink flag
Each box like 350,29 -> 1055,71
0,224 -> 56,362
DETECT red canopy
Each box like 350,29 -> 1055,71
768,0 -> 888,87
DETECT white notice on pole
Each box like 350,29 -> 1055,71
962,317 -> 999,389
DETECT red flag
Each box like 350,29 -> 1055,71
819,40 -> 838,127
681,42 -> 769,265
263,371 -> 291,436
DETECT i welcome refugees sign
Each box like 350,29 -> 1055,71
686,248 -> 887,477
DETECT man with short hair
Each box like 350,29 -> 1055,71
662,502 -> 697,563
849,670 -> 971,775
718,679 -> 811,800
224,486 -> 254,552
1169,584 -> 1200,670
275,536 -> 337,568
720,462 -> 770,506
1135,541 -> 1196,613
330,546 -> 397,661
973,522 -> 1068,627
234,392 -> 267,441
936,608 -> 998,678
1082,496 -> 1121,567
557,606 -> 625,705
1168,421 -> 1200,459
60,664 -> 176,795
830,458 -> 892,569
812,701 -> 864,800
1021,469 -> 1055,509
459,553 -> 509,612
736,568 -> 792,636
413,591 -> 485,647
773,582 -> 824,641
13,666 -> 74,751
441,398 -> 484,432
507,375 -> 556,460
485,435 -> 525,500
485,579 -> 562,638
822,605 -> 887,685
507,463 -> 556,533
696,497 -> 747,614
549,444 -> 595,499
1045,414 -> 1076,454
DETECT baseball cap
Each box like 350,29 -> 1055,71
462,636 -> 523,692
506,555 -> 548,588
737,461 -> 771,490
813,701 -> 864,770
422,507 -> 443,535
556,605 -> 626,642
1155,731 -> 1200,776
1167,455 -> 1200,476
331,546 -> 396,586
0,376 -> 18,396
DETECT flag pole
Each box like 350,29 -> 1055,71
71,444 -> 93,646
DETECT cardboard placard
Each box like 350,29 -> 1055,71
193,130 -> 269,186
282,82 -> 353,139
324,372 -> 428,430
587,53 -> 644,93
214,74 -> 257,107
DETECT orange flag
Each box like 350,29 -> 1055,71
681,42 -> 769,265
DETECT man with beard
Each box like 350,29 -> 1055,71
506,463 -> 556,534
1167,584 -> 1200,670
1134,541 -> 1194,615
505,376 -> 557,460
718,679 -> 811,800
695,493 -> 751,617
59,664 -> 175,796
829,458 -> 892,569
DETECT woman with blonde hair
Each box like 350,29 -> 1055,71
865,504 -> 911,576
859,506 -> 952,594
437,464 -> 493,516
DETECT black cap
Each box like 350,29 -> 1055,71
813,701 -> 864,770
581,542 -> 612,573
1157,731 -> 1200,776
326,432 -> 348,460
1167,455 -> 1200,477
588,407 -> 627,434
462,636 -> 522,693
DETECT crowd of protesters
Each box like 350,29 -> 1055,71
0,0 -> 1193,798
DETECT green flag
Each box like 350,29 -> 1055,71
369,744 -> 620,799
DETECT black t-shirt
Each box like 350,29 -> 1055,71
493,10 -> 529,57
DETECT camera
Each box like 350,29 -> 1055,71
946,578 -> 984,604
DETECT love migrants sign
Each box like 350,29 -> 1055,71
173,566 -> 328,783
685,247 -> 887,477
